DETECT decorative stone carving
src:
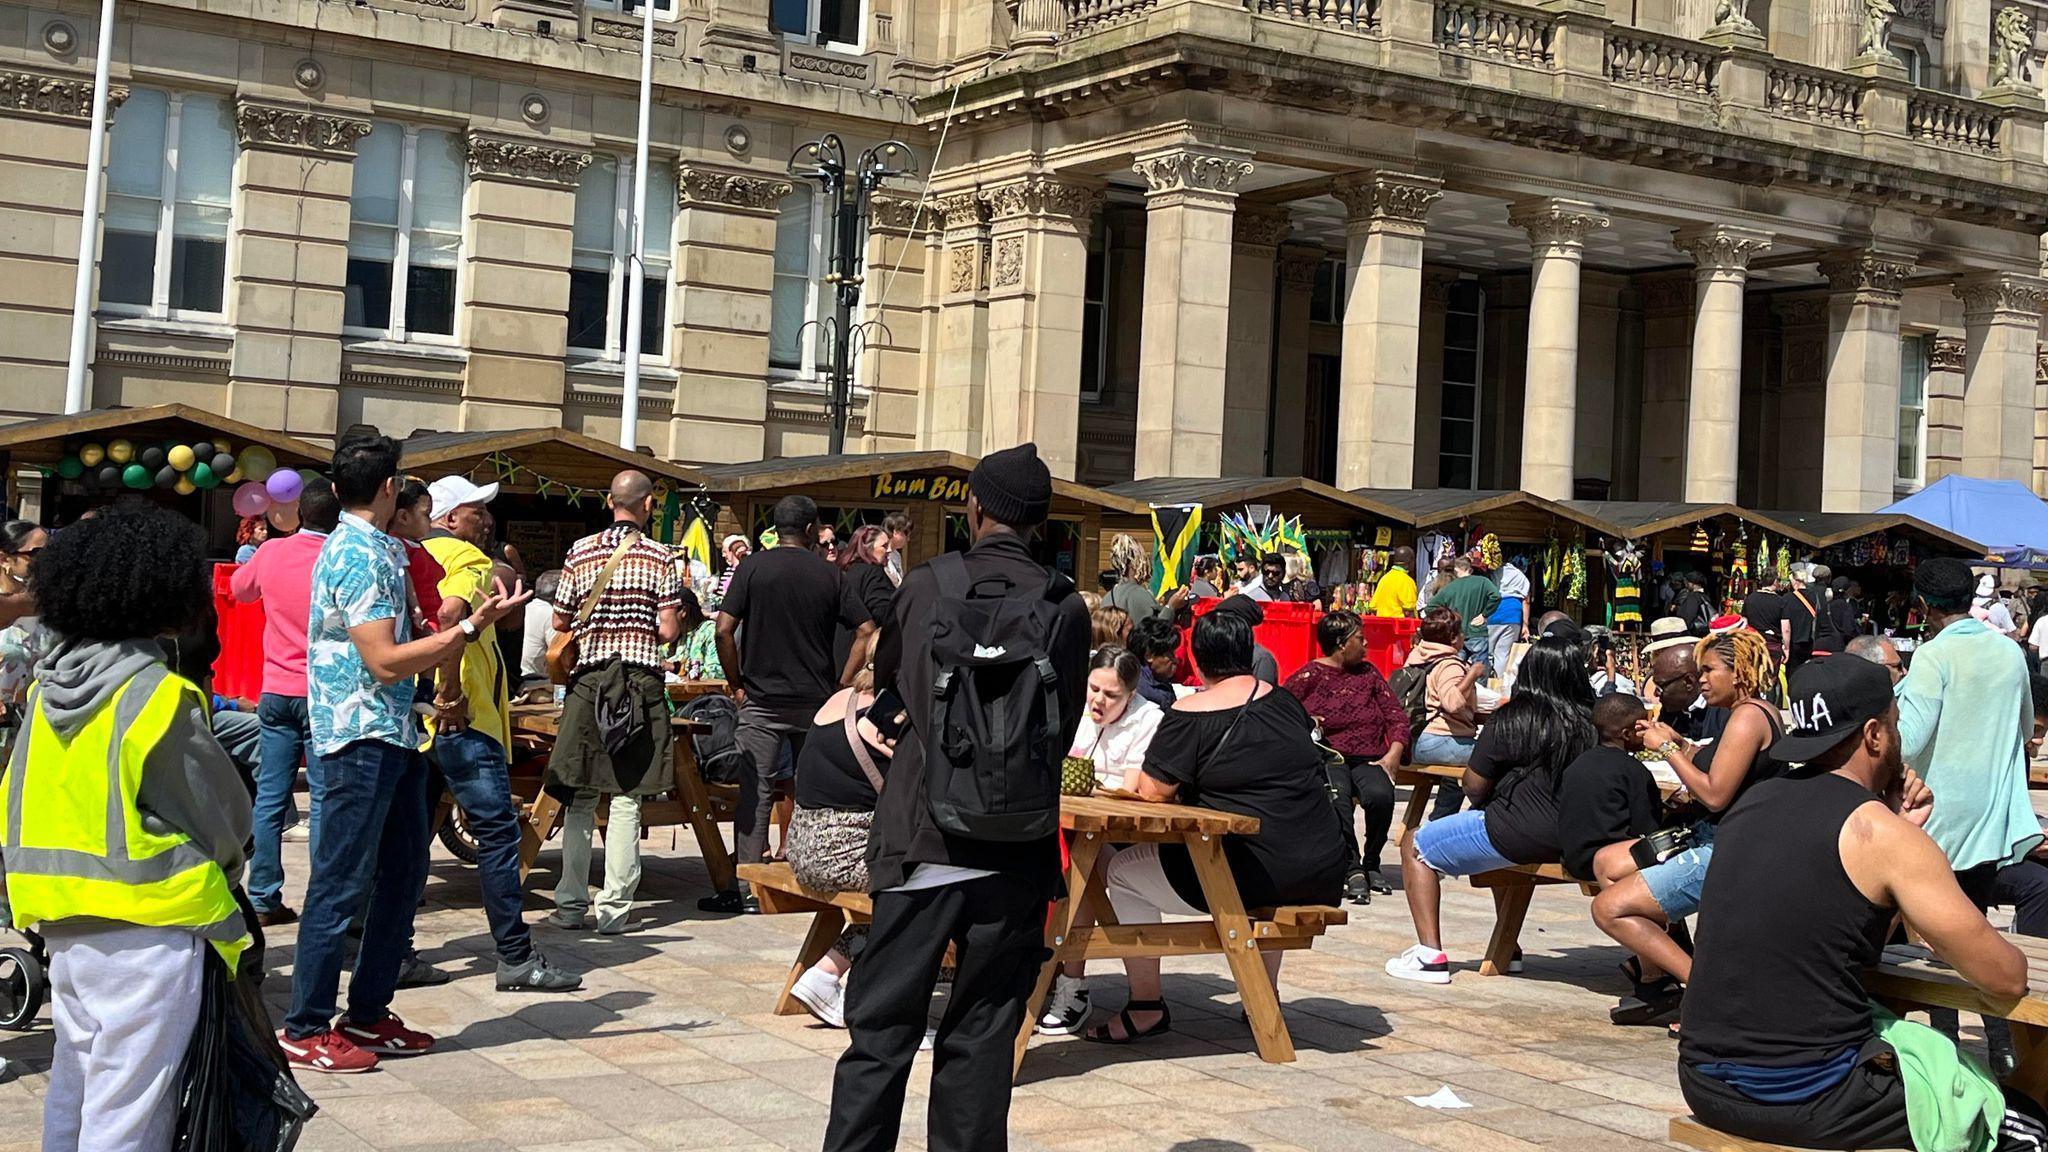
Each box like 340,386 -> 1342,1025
1674,224 -> 1773,274
1992,6 -> 2036,87
1277,245 -> 1324,287
0,67 -> 126,122
1422,268 -> 1463,306
1636,272 -> 1697,313
1785,334 -> 1827,381
867,192 -> 925,232
591,17 -> 677,45
1897,0 -> 1933,21
930,191 -> 988,232
1508,197 -> 1609,255
1930,335 -> 1968,370
1712,0 -> 1759,33
982,175 -> 1105,224
293,59 -> 325,94
465,132 -> 592,187
1956,272 -> 2047,320
235,101 -> 373,156
1331,171 -> 1444,236
992,237 -> 1024,288
947,245 -> 984,294
677,165 -> 795,212
1859,0 -> 1896,57
785,46 -> 872,83
1773,294 -> 1831,326
1130,147 -> 1255,198
1818,250 -> 1913,304
1233,206 -> 1294,248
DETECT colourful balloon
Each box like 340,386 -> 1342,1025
108,439 -> 134,464
264,468 -> 303,504
224,468 -> 242,485
55,455 -> 82,479
173,476 -> 196,495
191,441 -> 215,463
210,452 -> 235,476
232,482 -> 271,518
121,463 -> 149,489
154,465 -> 179,489
167,445 -> 196,472
78,443 -> 103,467
94,464 -> 121,489
190,462 -> 219,489
139,445 -> 165,470
237,446 -> 277,483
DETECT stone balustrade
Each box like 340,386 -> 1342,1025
1604,29 -> 1717,97
1435,0 -> 1555,66
1765,61 -> 1865,126
1908,91 -> 2004,152
1063,0 -> 1161,34
1251,0 -> 1379,33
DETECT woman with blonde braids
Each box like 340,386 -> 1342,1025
1106,533 -> 1175,626
1590,628 -> 1784,1023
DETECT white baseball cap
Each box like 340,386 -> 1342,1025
428,476 -> 499,521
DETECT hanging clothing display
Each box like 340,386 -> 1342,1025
1608,541 -> 1645,629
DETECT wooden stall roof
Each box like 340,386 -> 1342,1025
1566,499 -> 1983,555
1107,476 -> 1410,523
0,404 -> 328,469
399,428 -> 705,492
1354,488 -> 1623,537
700,451 -> 1149,515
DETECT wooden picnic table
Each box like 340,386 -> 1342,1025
1868,939 -> 2048,1101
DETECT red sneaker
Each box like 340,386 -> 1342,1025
337,1013 -> 435,1057
277,1029 -> 379,1074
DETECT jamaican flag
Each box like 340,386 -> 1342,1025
674,496 -> 716,572
1149,504 -> 1202,597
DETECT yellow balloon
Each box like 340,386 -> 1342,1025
167,445 -> 196,472
79,444 -> 104,467
107,439 -> 134,464
174,477 -> 196,495
224,468 -> 243,485
237,445 -> 277,483
213,439 -> 230,457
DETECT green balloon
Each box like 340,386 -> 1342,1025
122,463 -> 150,489
190,461 -> 219,489
55,455 -> 83,479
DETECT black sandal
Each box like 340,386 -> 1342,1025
1083,999 -> 1171,1045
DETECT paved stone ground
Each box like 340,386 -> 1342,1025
0,801 -> 2004,1152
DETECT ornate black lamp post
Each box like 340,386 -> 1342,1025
787,133 -> 917,454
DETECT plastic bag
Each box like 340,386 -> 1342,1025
174,946 -> 318,1152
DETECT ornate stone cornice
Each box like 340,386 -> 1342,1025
1131,146 -> 1255,201
464,132 -> 591,188
867,191 -> 925,233
1277,242 -> 1324,287
1331,170 -> 1444,238
1674,224 -> 1773,276
236,100 -> 372,157
1508,197 -> 1609,256
677,165 -> 795,213
1233,205 -> 1294,249
1818,249 -> 1914,305
1930,334 -> 1968,371
929,190 -> 989,231
1956,271 -> 2047,321
981,174 -> 1105,225
0,67 -> 126,123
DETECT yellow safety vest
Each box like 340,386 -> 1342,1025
0,665 -> 249,969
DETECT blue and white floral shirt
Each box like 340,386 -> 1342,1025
307,511 -> 415,755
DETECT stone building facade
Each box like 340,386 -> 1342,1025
4,0 -> 2048,510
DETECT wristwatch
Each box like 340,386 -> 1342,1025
457,618 -> 480,642
1657,739 -> 1684,758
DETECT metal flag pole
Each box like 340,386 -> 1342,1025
62,0 -> 118,415
618,0 -> 657,452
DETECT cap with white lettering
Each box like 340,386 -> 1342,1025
1768,655 -> 1895,762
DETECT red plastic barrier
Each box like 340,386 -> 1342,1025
1177,598 -> 1420,685
1358,615 -> 1423,681
211,562 -> 265,703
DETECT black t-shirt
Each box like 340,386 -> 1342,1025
1557,746 -> 1663,881
1673,590 -> 1713,635
1468,723 -> 1567,865
1741,590 -> 1786,642
721,546 -> 849,710
1783,588 -> 1818,645
831,562 -> 896,679
794,714 -> 890,812
1142,687 -> 1347,912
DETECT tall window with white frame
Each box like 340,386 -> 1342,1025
344,123 -> 463,342
770,191 -> 828,379
101,88 -> 235,319
1897,333 -> 1929,489
1439,280 -> 1484,490
773,0 -> 862,47
567,156 -> 675,361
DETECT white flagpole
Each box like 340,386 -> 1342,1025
619,0 -> 656,452
63,0 -> 118,415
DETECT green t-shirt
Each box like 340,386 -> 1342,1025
1433,575 -> 1501,640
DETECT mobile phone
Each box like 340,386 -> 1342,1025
868,688 -> 908,740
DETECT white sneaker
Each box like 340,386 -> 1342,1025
1036,975 -> 1090,1036
1385,944 -> 1452,985
790,965 -> 846,1028
281,825 -> 310,843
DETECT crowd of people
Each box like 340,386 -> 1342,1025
8,427 -> 2048,1152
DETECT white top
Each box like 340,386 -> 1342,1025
2030,614 -> 2048,658
519,599 -> 557,681
1068,696 -> 1165,787
1496,563 -> 1530,601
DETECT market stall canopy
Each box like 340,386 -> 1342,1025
701,451 -> 1148,516
1567,498 -> 1983,555
398,428 -> 706,496
0,404 -> 328,472
1109,476 -> 1409,524
1878,476 -> 2045,558
1353,488 -> 1622,538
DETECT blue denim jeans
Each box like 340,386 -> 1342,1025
1414,731 -> 1478,820
284,739 -> 429,1039
249,694 -> 316,914
429,728 -> 533,965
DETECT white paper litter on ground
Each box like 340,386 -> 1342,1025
1404,1085 -> 1471,1110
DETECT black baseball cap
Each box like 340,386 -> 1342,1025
1769,656 -> 1896,762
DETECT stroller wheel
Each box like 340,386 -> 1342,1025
0,946 -> 43,1031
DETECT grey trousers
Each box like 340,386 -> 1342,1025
731,699 -> 817,893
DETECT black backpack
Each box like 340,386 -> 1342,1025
1387,655 -> 1454,761
680,694 -> 746,786
923,552 -> 1070,842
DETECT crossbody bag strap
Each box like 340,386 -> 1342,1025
575,531 -> 640,628
842,703 -> 886,794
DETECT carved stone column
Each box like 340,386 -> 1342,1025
1816,250 -> 1912,511
1957,272 -> 2047,483
923,190 -> 992,455
1509,197 -> 1608,499
1223,205 -> 1291,476
981,174 -> 1103,480
855,190 -> 927,452
1674,224 -> 1771,503
1925,334 -> 1967,483
668,165 -> 792,462
1331,170 -> 1441,491
1131,145 -> 1254,479
225,99 -> 374,437
1269,243 -> 1323,477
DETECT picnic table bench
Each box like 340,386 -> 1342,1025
1867,938 -> 2048,1101
1667,1115 -> 1908,1152
738,862 -> 873,1017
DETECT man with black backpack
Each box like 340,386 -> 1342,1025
822,443 -> 1090,1152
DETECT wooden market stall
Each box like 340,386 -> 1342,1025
1106,476 -> 1413,597
697,451 -> 1150,581
1355,488 -> 1624,622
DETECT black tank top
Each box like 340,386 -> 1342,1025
1692,697 -> 1785,824
793,717 -> 888,813
1679,772 -> 1894,1068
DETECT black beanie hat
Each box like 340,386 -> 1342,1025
969,443 -> 1053,526
1212,594 -> 1266,627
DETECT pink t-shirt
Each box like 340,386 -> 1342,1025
229,530 -> 328,698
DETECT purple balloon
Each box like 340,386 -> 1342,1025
264,468 -> 303,504
233,482 -> 271,519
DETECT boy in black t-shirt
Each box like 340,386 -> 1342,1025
1558,694 -> 1663,884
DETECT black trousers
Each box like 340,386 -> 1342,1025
822,872 -> 1050,1152
1958,858 -> 2048,938
1329,756 -> 1397,875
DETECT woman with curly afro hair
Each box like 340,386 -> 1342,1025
6,505 -> 252,1152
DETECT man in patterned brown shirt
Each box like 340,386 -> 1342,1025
545,470 -> 681,934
